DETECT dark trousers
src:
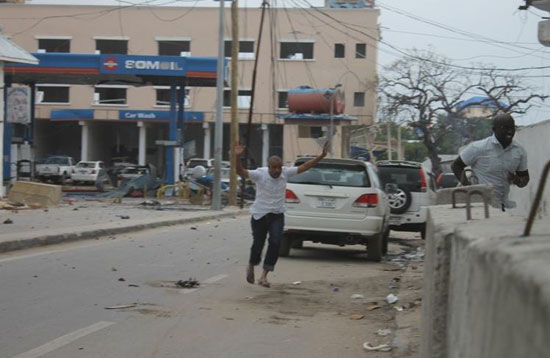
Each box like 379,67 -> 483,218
249,213 -> 284,272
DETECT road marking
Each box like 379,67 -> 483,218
202,274 -> 228,284
11,321 -> 115,358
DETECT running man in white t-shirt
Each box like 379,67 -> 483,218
235,142 -> 328,287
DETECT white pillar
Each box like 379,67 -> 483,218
261,123 -> 269,167
0,62 -> 4,198
137,121 -> 147,165
79,121 -> 89,161
203,121 -> 211,159
174,147 -> 183,182
10,144 -> 18,182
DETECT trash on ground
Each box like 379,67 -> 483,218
377,328 -> 392,336
190,227 -> 197,230
3,218 -> 13,224
117,215 -> 130,219
332,287 -> 340,292
394,306 -> 404,312
140,199 -> 161,206
367,305 -> 382,311
128,284 -> 140,287
292,281 -> 302,285
351,294 -> 365,299
350,314 -> 365,320
176,278 -> 200,288
363,342 -> 392,352
118,278 -> 126,282
104,304 -> 136,310
386,293 -> 399,304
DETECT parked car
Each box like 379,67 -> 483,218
284,158 -> 390,261
117,165 -> 150,184
376,160 -> 437,239
71,161 -> 105,185
36,155 -> 75,184
437,172 -> 459,188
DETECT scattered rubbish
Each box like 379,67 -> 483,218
104,304 -> 136,310
117,215 -> 130,219
246,296 -> 255,300
351,294 -> 365,299
367,305 -> 382,311
394,306 -> 404,312
332,287 -> 340,292
386,293 -> 399,304
73,208 -> 79,211
350,314 -> 365,320
140,199 -> 161,206
3,218 -> 13,224
111,267 -> 118,271
128,284 -> 140,287
382,268 -> 401,271
377,329 -> 392,336
190,227 -> 197,230
118,278 -> 126,282
363,342 -> 392,352
292,281 -> 302,285
176,278 -> 200,288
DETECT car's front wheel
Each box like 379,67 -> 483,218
366,233 -> 383,262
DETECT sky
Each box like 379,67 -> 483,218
25,0 -> 550,125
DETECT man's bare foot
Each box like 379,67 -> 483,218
246,265 -> 255,284
257,278 -> 271,288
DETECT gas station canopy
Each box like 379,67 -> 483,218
4,53 -> 226,86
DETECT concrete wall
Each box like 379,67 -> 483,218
510,120 -> 550,218
421,203 -> 550,358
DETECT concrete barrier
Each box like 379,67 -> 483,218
7,181 -> 62,207
421,203 -> 550,358
436,184 -> 494,206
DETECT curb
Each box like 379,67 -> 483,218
0,210 -> 247,254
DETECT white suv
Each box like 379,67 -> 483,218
283,158 -> 390,261
376,160 -> 437,239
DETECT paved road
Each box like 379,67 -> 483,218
0,216 -> 422,358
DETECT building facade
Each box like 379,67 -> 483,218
1,2 -> 379,175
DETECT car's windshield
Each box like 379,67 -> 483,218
76,162 -> 96,168
288,162 -> 370,187
44,157 -> 69,165
378,166 -> 422,192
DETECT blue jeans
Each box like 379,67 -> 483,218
249,213 -> 284,272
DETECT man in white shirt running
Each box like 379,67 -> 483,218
451,113 -> 530,210
235,142 -> 328,287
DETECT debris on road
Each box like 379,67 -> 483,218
351,294 -> 364,299
377,328 -> 392,336
118,278 -> 126,282
363,342 -> 392,352
190,227 -> 197,230
332,287 -> 340,292
3,218 -> 13,224
117,215 -> 130,219
104,304 -> 136,310
128,284 -> 140,287
350,314 -> 365,320
292,281 -> 302,285
386,293 -> 399,304
367,305 -> 382,311
176,278 -> 200,288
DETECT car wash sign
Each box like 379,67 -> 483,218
100,55 -> 186,76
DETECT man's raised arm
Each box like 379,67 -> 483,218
234,144 -> 249,179
297,141 -> 329,174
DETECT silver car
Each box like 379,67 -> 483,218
284,158 -> 390,262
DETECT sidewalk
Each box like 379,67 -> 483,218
0,196 -> 247,253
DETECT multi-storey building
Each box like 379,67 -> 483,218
1,1 -> 379,176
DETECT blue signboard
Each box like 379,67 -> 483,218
100,55 -> 187,76
51,109 -> 94,121
119,110 -> 203,122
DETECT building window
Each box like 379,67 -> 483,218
354,92 -> 365,107
38,39 -> 70,53
280,42 -> 314,60
95,39 -> 128,54
334,43 -> 345,58
158,40 -> 190,56
36,85 -> 70,104
93,86 -> 127,105
155,87 -> 190,106
355,43 -> 366,59
278,91 -> 288,109
298,126 -> 323,138
223,90 -> 252,108
224,40 -> 255,59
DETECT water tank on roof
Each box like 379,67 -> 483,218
288,86 -> 345,114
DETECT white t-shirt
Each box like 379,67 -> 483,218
460,135 -> 528,208
248,166 -> 299,220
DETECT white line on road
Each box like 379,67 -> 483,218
11,321 -> 115,358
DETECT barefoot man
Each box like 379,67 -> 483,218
235,142 -> 328,287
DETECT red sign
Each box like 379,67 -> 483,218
103,58 -> 119,71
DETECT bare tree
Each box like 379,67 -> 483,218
379,50 -> 547,175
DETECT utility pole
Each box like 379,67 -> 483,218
212,0 -> 226,210
387,121 -> 392,160
397,124 -> 402,160
228,0 -> 239,206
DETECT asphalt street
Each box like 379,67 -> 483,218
0,216 -> 422,358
